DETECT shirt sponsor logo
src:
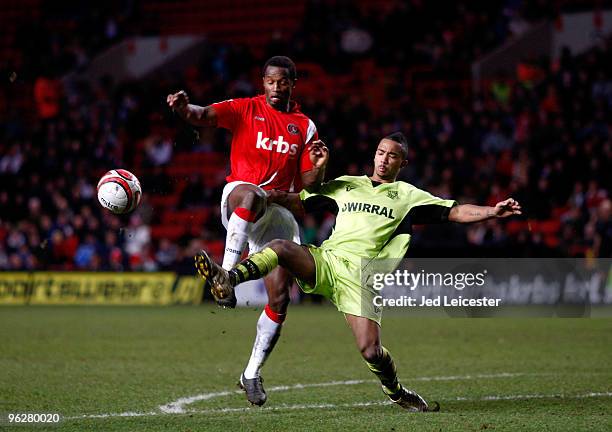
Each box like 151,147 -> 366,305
341,202 -> 395,219
256,132 -> 298,155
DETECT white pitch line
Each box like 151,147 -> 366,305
456,392 -> 612,401
72,373 -> 524,419
67,411 -> 158,419
159,379 -> 371,414
65,391 -> 612,420
160,372 -> 530,414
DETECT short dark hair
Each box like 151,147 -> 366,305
263,56 -> 297,81
384,132 -> 409,159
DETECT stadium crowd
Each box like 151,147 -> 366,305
0,1 -> 611,271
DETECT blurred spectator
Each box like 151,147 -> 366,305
74,234 -> 99,269
144,135 -> 173,167
0,1 -> 610,272
155,238 -> 178,270
594,199 -> 612,257
0,144 -> 24,174
481,120 -> 514,153
125,214 -> 151,259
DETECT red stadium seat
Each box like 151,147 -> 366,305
151,225 -> 187,241
203,239 -> 225,262
506,220 -> 528,235
149,195 -> 180,208
536,220 -> 561,235
544,235 -> 560,248
142,0 -> 305,56
161,209 -> 212,226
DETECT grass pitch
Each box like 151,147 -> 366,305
1,305 -> 611,431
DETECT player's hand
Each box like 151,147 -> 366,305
167,90 -> 189,114
266,190 -> 305,218
266,189 -> 283,206
493,198 -> 522,218
309,140 -> 329,169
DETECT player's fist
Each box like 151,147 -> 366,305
493,198 -> 522,218
309,140 -> 329,169
167,90 -> 189,114
266,189 -> 305,219
266,189 -> 283,206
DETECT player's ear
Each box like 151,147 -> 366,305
400,159 -> 408,168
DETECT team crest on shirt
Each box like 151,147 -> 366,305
346,184 -> 356,192
287,123 -> 299,135
387,190 -> 398,200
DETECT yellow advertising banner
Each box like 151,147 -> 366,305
0,272 -> 203,305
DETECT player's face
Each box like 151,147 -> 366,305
263,66 -> 294,111
372,139 -> 407,182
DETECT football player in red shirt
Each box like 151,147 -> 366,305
167,56 -> 328,406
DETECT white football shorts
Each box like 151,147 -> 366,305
220,181 -> 301,253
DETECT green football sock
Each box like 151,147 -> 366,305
229,247 -> 279,286
365,346 -> 401,394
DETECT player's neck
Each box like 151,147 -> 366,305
369,175 -> 395,184
267,100 -> 291,113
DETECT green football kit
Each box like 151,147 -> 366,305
219,173 -> 455,408
298,175 -> 456,324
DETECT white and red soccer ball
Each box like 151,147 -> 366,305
97,169 -> 142,214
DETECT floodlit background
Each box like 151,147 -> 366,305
0,2 -> 611,430
1,0 -> 610,277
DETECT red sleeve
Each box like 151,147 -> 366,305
299,125 -> 318,173
211,99 -> 247,131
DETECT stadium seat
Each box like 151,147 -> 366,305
151,225 -> 187,241
506,220 -> 529,235
536,220 -> 561,235
149,195 -> 180,209
161,209 -> 212,226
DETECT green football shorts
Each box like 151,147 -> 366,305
296,245 -> 382,325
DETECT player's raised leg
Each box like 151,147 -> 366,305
239,239 -> 315,284
344,314 -> 439,412
196,184 -> 267,308
224,185 -> 267,270
196,239 -> 315,301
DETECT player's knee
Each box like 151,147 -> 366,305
240,189 -> 266,216
266,239 -> 291,260
360,343 -> 382,363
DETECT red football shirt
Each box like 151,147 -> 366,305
212,95 -> 318,191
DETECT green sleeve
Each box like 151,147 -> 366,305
299,179 -> 344,202
408,187 -> 457,208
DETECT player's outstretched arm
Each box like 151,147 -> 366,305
166,90 -> 217,127
301,140 -> 329,192
448,198 -> 522,223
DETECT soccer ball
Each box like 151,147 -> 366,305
97,169 -> 142,214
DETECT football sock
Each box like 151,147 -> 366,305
229,247 -> 279,287
222,207 -> 257,271
243,304 -> 286,379
365,346 -> 401,395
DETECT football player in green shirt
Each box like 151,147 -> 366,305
196,132 -> 522,411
